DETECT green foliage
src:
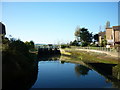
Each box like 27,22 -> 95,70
70,40 -> 79,46
2,38 -> 38,90
61,44 -> 70,49
101,36 -> 107,47
94,34 -> 99,42
25,40 -> 35,50
2,37 -> 9,44
2,37 -> 9,50
9,39 -> 29,55
79,28 -> 93,43
74,27 -> 93,46
101,39 -> 107,47
2,38 -> 36,64
81,42 -> 88,47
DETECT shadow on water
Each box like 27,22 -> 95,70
83,62 -> 120,88
2,59 -> 38,90
59,55 -> 120,88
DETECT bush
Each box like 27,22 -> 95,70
9,39 -> 29,56
70,40 -> 79,46
89,44 -> 99,47
81,42 -> 88,47
61,44 -> 70,49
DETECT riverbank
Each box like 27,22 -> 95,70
2,38 -> 38,90
60,48 -> 119,64
2,50 -> 38,90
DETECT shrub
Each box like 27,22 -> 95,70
61,44 -> 70,49
81,42 -> 88,47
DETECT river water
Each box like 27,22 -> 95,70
31,55 -> 120,88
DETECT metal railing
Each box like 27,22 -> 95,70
71,46 -> 118,53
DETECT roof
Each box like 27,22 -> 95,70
0,22 -> 6,35
113,26 -> 120,27
113,26 -> 120,30
105,26 -> 120,31
98,31 -> 106,37
106,27 -> 112,29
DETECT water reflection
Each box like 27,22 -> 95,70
2,60 -> 38,90
38,55 -> 120,88
74,62 -> 120,88
78,63 -> 120,88
31,55 -> 120,88
38,54 -> 61,61
5,54 -> 120,89
75,65 -> 92,77
111,63 -> 120,88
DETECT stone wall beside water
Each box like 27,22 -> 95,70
38,48 -> 61,56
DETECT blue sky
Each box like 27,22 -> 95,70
1,2 -> 118,44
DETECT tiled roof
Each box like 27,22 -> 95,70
113,26 -> 120,30
113,26 -> 120,27
98,31 -> 106,37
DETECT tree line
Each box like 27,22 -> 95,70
68,26 -> 99,47
61,27 -> 99,48
1,22 -> 39,89
61,21 -> 111,48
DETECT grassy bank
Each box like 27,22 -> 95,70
60,48 -> 119,64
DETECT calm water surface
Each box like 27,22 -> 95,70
31,57 -> 119,88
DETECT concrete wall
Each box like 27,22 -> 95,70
106,26 -> 120,46
106,28 -> 113,44
99,36 -> 102,44
114,30 -> 120,43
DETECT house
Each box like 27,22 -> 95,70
0,22 -> 6,38
98,31 -> 106,46
0,22 -> 6,50
106,26 -> 120,47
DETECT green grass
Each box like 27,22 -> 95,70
61,48 -> 118,64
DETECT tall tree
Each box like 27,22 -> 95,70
30,40 -> 35,49
74,27 -> 93,46
25,40 -> 35,50
79,28 -> 93,43
74,26 -> 81,42
94,34 -> 99,42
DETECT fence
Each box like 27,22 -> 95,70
74,46 -> 118,53
69,46 -> 120,57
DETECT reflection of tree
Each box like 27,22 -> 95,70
111,63 -> 120,88
75,65 -> 91,77
59,61 -> 65,64
87,63 -> 120,88
39,55 -> 61,61
113,64 -> 120,80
